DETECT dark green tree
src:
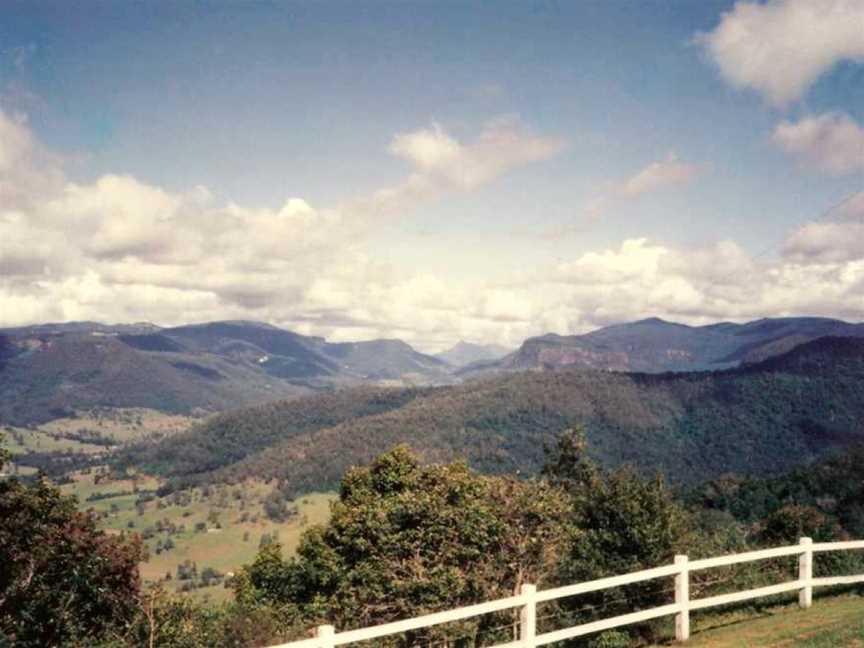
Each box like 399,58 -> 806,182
0,435 -> 144,646
236,445 -> 568,645
544,427 -> 691,643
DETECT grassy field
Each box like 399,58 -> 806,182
3,425 -> 105,454
61,469 -> 335,603
40,407 -> 196,443
4,407 -> 336,604
3,407 -> 197,474
648,594 -> 864,647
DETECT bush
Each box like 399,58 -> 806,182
0,473 -> 143,645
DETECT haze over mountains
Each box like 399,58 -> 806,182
2,315 -> 863,425
434,341 -> 513,367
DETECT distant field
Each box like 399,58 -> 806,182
41,407 -> 197,443
62,469 -> 335,603
3,425 -> 105,454
649,594 -> 864,647
3,407 -> 197,477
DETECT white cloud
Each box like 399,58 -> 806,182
3,105 -> 864,352
0,109 -> 63,210
698,0 -> 864,107
389,116 -> 566,192
783,221 -> 864,262
389,123 -> 462,172
0,107 -> 569,349
773,112 -> 864,175
620,153 -> 703,196
582,153 -> 703,220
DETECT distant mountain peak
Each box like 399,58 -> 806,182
187,320 -> 281,331
435,340 -> 513,368
635,316 -> 669,325
469,315 -> 864,377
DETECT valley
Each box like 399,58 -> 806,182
3,316 -> 864,621
118,336 -> 864,498
4,316 -> 864,428
59,468 -> 335,602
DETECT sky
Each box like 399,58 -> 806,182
1,0 -> 863,352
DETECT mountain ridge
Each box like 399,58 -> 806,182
468,316 -> 864,376
122,336 -> 864,497
4,315 -> 863,425
0,320 -> 452,424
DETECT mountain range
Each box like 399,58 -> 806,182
2,316 -> 863,425
0,320 -> 451,424
472,316 -> 864,375
123,335 -> 864,495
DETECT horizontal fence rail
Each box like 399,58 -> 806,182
270,538 -> 864,647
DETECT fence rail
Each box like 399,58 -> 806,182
270,538 -> 864,647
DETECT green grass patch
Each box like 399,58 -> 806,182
61,469 -> 335,600
650,594 -> 864,647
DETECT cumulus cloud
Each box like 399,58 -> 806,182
772,112 -> 864,175
698,0 -> 864,107
620,153 -> 703,196
0,109 -> 63,210
389,123 -> 462,172
0,107 -> 570,349
388,116 -> 566,193
783,221 -> 864,262
541,236 -> 864,329
2,104 -> 864,351
582,153 -> 703,220
343,117 -> 565,225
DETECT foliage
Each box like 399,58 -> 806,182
544,428 -> 692,643
0,466 -> 143,645
96,586 -> 303,648
235,446 -> 569,645
121,337 -> 864,499
690,444 -> 864,537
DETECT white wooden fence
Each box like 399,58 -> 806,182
270,538 -> 864,647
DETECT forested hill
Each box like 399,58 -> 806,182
470,316 -> 864,375
120,336 -> 864,496
0,320 -> 451,425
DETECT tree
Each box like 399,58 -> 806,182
544,428 -> 691,643
236,445 -> 568,645
541,426 -> 600,495
0,436 -> 144,646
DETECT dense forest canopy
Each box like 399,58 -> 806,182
119,337 -> 864,498
6,429 -> 864,647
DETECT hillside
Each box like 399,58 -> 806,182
5,316 -> 863,426
469,317 -> 864,375
123,337 -> 864,496
0,321 -> 451,424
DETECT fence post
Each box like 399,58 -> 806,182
520,583 -> 537,647
674,555 -> 690,642
315,624 -> 335,648
799,537 -> 813,609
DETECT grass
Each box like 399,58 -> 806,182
649,594 -> 864,647
3,426 -> 105,454
61,469 -> 335,603
3,407 -> 196,474
40,407 -> 196,443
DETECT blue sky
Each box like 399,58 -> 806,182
1,1 -> 863,350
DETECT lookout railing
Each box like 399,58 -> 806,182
269,537 -> 864,647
